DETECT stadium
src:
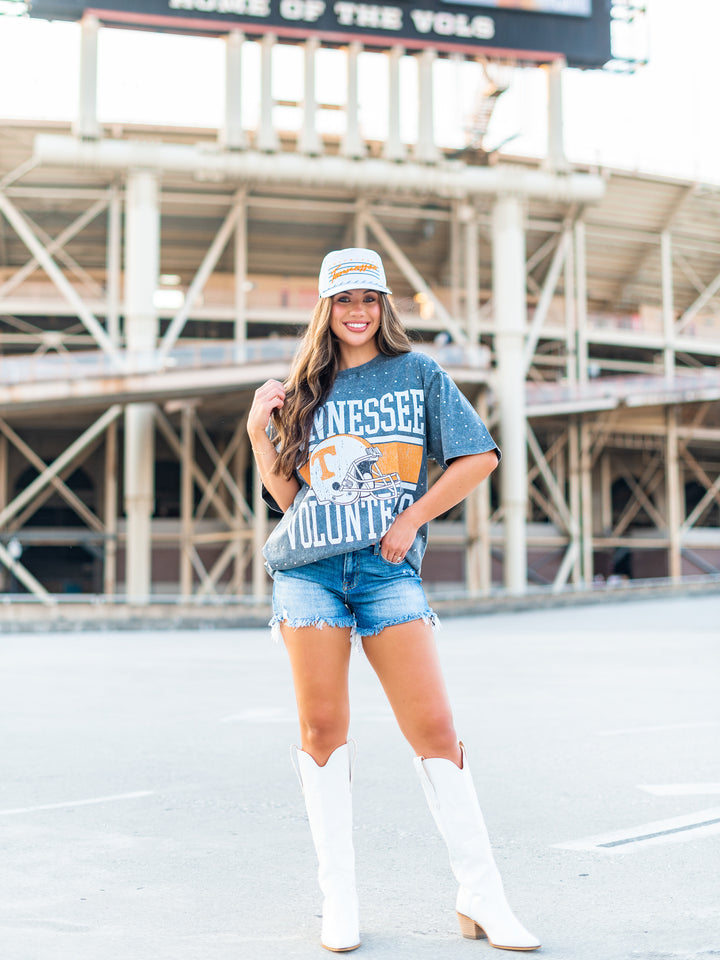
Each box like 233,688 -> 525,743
1,0 -> 719,625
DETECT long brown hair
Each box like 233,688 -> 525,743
270,293 -> 412,479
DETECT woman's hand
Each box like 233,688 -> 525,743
379,451 -> 499,564
247,379 -> 300,513
247,379 -> 286,445
380,509 -> 419,564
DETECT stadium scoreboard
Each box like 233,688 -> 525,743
29,0 -> 612,67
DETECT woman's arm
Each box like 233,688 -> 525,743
247,379 -> 301,513
379,450 -> 499,561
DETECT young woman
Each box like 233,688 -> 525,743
247,248 -> 540,954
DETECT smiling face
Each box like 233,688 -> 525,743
329,289 -> 382,368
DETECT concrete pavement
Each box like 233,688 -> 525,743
1,593 -> 719,960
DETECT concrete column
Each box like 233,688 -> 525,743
661,230 -> 675,381
545,58 -> 568,172
234,192 -> 247,349
180,405 -> 194,597
0,432 -> 7,592
449,201 -> 462,322
574,220 -> 588,386
354,199 -> 367,247
221,31 -> 247,151
383,46 -> 406,162
106,185 -> 122,346
464,207 -> 479,344
300,37 -> 322,155
580,418 -> 593,583
415,48 -> 439,164
103,419 -> 118,596
252,461 -> 268,599
341,42 -> 364,159
492,193 -> 528,594
123,169 -> 159,600
466,390 -> 492,594
232,437 -> 249,595
666,406 -> 682,580
563,225 -> 577,389
568,419 -> 581,586
600,450 -> 612,535
74,14 -> 100,140
257,34 -> 279,153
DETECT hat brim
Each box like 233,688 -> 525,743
320,278 -> 392,298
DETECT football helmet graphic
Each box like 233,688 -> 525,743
309,435 -> 400,505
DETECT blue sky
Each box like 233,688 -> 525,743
0,0 -> 718,184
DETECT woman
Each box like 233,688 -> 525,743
247,248 -> 540,953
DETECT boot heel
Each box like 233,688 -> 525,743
457,911 -> 487,940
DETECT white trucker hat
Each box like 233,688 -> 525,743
318,247 -> 391,299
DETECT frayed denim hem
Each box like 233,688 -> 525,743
354,609 -> 441,640
269,609 -> 440,649
269,612 -> 355,646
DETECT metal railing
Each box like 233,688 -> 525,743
0,337 -> 491,387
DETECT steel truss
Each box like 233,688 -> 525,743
1,34 -> 719,601
1,166 -> 718,598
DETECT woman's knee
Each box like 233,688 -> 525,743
409,711 -> 459,761
298,708 -> 349,763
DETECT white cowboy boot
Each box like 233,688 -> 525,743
293,741 -> 361,953
414,743 -> 540,952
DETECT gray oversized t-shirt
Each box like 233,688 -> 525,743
262,351 -> 499,575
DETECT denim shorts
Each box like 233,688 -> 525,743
269,544 -> 438,646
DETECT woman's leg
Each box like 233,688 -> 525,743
361,619 -> 461,765
281,623 -> 353,765
363,618 -> 539,951
281,623 -> 360,952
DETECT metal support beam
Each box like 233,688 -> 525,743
492,193 -> 528,594
362,209 -> 467,343
154,409 -> 237,529
676,258 -> 720,335
0,405 -> 122,531
159,190 -> 245,359
522,229 -> 569,375
0,540 -> 51,600
0,193 -> 122,367
0,195 -> 108,302
0,418 -> 103,532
